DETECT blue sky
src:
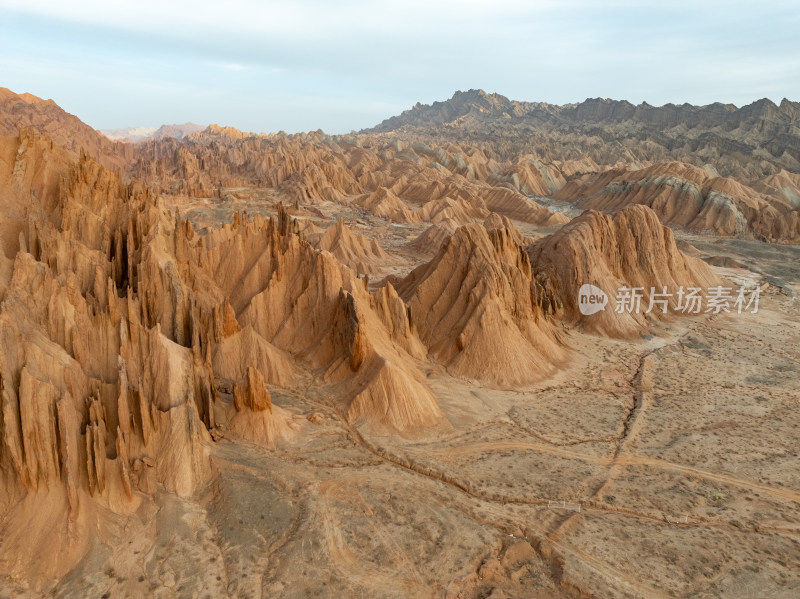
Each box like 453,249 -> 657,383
1,1 -> 798,133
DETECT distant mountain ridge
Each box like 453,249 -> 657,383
369,89 -> 800,132
100,125 -> 157,141
101,122 -> 205,142
364,89 -> 800,178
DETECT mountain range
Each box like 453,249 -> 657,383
365,89 -> 800,179
101,122 -> 205,142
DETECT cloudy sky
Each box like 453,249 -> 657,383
1,1 -> 798,133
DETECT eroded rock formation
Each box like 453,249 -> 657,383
553,162 -> 800,243
0,88 -> 784,594
527,205 -> 722,337
397,223 -> 566,386
0,131 -> 446,584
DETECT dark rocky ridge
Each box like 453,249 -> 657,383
365,90 -> 800,178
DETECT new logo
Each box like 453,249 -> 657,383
578,284 -> 608,315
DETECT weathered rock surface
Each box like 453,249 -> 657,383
397,223 -> 566,386
366,89 -> 800,179
527,205 -> 722,337
553,162 -> 800,243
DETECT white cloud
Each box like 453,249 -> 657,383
1,0 -> 797,132
207,62 -> 249,72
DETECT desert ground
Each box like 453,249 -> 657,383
1,87 -> 799,598
3,199 -> 795,599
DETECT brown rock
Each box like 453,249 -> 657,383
233,367 -> 272,413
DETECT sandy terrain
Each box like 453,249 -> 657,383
2,204 -> 795,599
1,89 -> 799,598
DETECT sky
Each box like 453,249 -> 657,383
1,0 -> 798,134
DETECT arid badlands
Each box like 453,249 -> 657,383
0,87 -> 799,598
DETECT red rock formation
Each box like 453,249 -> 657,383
527,205 -> 722,337
407,218 -> 460,256
751,169 -> 800,210
315,218 -> 389,275
131,128 -> 567,228
352,186 -> 417,222
554,162 -> 800,243
0,142 -> 219,583
397,223 -> 566,386
483,212 -> 531,245
0,87 -> 132,171
489,156 -> 567,196
0,133 -> 446,584
1,90 -> 792,592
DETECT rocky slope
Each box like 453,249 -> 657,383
366,89 -> 800,179
0,130 -> 445,585
0,87 -> 132,171
396,223 -> 566,386
527,205 -> 722,337
553,162 -> 800,243
0,90 -> 767,593
314,218 -> 389,275
131,131 -> 569,227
